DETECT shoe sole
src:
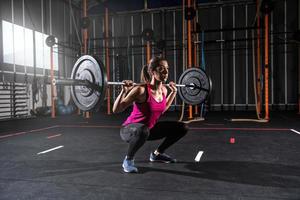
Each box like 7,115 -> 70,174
122,164 -> 138,173
149,158 -> 175,163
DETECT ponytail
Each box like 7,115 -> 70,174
140,65 -> 151,83
140,56 -> 167,83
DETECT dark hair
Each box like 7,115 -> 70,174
140,56 -> 166,83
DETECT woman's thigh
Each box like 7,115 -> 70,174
148,121 -> 187,140
120,123 -> 149,142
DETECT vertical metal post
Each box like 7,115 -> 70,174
298,0 -> 300,114
23,0 -> 26,74
93,19 -> 96,55
42,0 -> 45,76
82,0 -> 90,118
264,13 -> 269,120
82,0 -> 87,55
187,0 -> 193,119
12,0 -> 16,73
173,11 -> 177,105
194,0 -> 198,115
256,0 -> 262,116
245,5 -> 249,109
105,7 -> 111,114
141,14 -> 145,66
284,0 -> 287,109
49,0 -> 52,35
220,3 -> 224,110
131,15 -> 135,81
151,13 -> 154,56
50,47 -> 55,118
112,17 -> 116,100
233,5 -> 236,109
182,0 -> 186,74
271,11 -> 274,108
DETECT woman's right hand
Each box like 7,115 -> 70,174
122,80 -> 134,93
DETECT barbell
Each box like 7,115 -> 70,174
52,55 -> 212,111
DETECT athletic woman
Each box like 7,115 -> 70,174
113,56 -> 188,173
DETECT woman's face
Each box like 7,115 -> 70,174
152,60 -> 169,82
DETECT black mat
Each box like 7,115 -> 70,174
0,111 -> 300,199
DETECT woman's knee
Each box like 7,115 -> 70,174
120,123 -> 149,142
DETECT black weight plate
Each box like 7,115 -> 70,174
70,55 -> 106,111
46,35 -> 56,47
178,68 -> 211,105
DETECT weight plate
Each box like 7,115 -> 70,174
178,68 -> 212,105
46,35 -> 56,47
70,55 -> 106,111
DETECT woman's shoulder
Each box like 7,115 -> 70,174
133,84 -> 147,103
162,85 -> 168,96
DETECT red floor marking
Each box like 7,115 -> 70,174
47,134 -> 62,139
0,131 -> 27,139
0,125 -> 59,139
0,124 -> 292,140
60,125 -> 290,132
60,125 -> 121,129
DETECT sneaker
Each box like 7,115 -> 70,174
122,157 -> 138,173
149,152 -> 177,163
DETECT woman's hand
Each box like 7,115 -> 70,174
122,80 -> 134,94
168,81 -> 177,94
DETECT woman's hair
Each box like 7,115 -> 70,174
140,56 -> 166,83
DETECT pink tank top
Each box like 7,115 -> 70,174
122,84 -> 167,129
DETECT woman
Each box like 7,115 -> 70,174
113,56 -> 188,173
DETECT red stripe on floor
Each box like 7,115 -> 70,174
47,134 -> 62,139
0,125 -> 59,139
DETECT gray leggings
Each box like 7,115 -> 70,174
120,121 -> 188,159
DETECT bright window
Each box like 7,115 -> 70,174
2,20 -> 58,70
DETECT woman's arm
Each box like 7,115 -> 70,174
112,82 -> 145,113
164,81 -> 177,112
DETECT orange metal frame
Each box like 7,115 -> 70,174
264,13 -> 269,120
187,0 -> 193,119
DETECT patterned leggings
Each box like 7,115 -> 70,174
120,121 -> 189,159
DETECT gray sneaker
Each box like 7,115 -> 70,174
122,157 -> 138,173
149,152 -> 177,163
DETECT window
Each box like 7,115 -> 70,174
2,20 -> 58,70
35,31 -> 58,70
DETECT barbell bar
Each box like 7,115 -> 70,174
106,81 -> 208,91
52,79 -> 208,93
52,55 -> 212,111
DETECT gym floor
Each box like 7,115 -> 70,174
0,111 -> 299,200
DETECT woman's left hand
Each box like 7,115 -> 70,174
168,81 -> 177,93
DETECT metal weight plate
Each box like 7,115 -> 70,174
70,55 -> 106,111
46,35 -> 56,47
178,68 -> 212,105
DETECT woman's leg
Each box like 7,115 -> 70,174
148,121 -> 188,158
120,123 -> 150,159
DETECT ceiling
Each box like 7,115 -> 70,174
70,0 -> 206,14
69,0 -> 252,15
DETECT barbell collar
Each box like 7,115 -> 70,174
52,78 -> 90,86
